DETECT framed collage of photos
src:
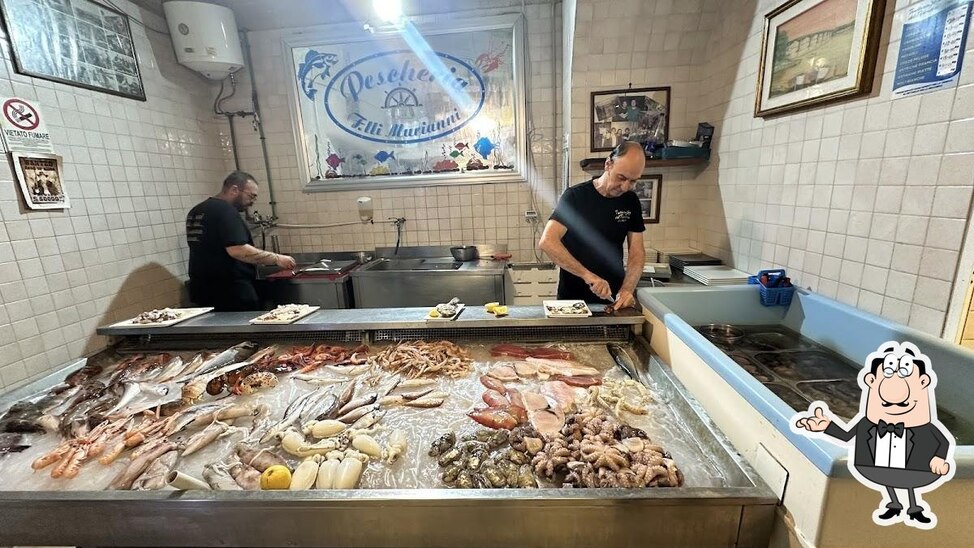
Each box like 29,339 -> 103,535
634,174 -> 661,224
0,0 -> 145,100
590,86 -> 669,153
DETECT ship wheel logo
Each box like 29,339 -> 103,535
383,87 -> 422,108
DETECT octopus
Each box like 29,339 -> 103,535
530,407 -> 683,489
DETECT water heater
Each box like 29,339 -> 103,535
163,1 -> 243,80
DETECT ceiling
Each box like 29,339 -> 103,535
130,0 -> 396,31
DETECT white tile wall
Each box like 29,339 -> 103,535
696,0 -> 974,336
224,0 -> 562,261
0,1 -> 228,390
567,0 -> 721,255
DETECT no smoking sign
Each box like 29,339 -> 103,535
3,99 -> 39,131
0,96 -> 52,153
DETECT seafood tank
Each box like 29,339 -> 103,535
0,309 -> 775,546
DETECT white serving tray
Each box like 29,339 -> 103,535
543,300 -> 593,318
110,307 -> 214,328
426,304 -> 465,321
249,305 -> 320,325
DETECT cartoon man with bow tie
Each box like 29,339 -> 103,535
794,341 -> 954,529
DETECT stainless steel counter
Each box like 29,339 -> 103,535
96,305 -> 644,337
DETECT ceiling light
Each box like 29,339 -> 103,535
372,0 -> 403,24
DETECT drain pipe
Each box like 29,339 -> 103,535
225,113 -> 240,171
240,29 -> 277,219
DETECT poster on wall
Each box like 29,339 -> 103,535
12,151 -> 68,209
892,0 -> 972,98
288,15 -> 525,190
0,0 -> 145,100
0,97 -> 54,153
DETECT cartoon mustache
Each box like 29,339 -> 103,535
881,401 -> 910,407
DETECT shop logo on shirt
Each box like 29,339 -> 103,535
614,210 -> 631,223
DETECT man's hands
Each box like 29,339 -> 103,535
930,456 -> 950,475
795,405 -> 832,433
612,290 -> 635,310
584,273 -> 612,300
276,254 -> 297,270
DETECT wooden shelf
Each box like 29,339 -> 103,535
579,156 -> 709,171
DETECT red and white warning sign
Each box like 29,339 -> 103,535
0,97 -> 52,153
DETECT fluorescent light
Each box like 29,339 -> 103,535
373,0 -> 402,23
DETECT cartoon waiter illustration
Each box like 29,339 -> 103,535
793,341 -> 954,529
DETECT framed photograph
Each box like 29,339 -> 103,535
0,0 -> 146,100
754,0 -> 886,117
633,174 -> 662,224
590,87 -> 670,153
12,151 -> 68,209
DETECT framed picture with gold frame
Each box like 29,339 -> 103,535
754,0 -> 886,117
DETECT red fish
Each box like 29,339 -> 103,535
507,388 -> 526,410
467,407 -> 518,430
482,389 -> 508,407
479,374 -> 506,394
490,344 -> 530,358
552,375 -> 602,387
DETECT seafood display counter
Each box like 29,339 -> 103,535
0,308 -> 775,546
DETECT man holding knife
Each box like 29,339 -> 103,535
538,141 -> 646,309
186,171 -> 296,311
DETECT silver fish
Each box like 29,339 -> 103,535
259,388 -> 325,444
153,357 -> 185,383
177,342 -> 258,382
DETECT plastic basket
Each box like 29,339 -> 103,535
747,269 -> 795,306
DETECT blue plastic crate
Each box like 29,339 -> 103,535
748,269 -> 795,306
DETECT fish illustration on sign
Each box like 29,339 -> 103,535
449,150 -> 461,158
325,154 -> 344,169
455,142 -> 468,151
374,151 -> 396,163
297,50 -> 339,100
474,136 -> 496,159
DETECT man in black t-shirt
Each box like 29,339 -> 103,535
538,141 -> 646,308
186,171 -> 296,311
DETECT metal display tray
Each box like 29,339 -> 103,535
0,324 -> 775,546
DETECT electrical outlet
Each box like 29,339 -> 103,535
524,210 -> 539,223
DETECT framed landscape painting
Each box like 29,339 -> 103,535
754,0 -> 886,117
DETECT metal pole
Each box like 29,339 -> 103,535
240,30 -> 277,219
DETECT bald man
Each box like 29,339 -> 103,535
538,141 -> 646,308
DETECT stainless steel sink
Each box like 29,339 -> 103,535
361,258 -> 461,271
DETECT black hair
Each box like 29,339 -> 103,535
222,170 -> 257,191
608,140 -> 644,161
870,344 -> 927,376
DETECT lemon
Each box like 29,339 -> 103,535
428,308 -> 441,318
493,306 -> 509,317
485,302 -> 500,313
260,465 -> 292,490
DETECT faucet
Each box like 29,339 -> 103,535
389,217 -> 406,255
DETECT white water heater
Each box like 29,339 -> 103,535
163,1 -> 243,80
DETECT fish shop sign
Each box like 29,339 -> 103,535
318,50 -> 486,145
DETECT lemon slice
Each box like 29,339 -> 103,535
493,305 -> 509,317
260,465 -> 292,490
428,308 -> 441,318
485,302 -> 500,313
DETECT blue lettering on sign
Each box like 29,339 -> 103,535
321,49 -> 486,145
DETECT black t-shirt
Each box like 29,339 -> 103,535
550,179 -> 644,302
186,197 -> 255,282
